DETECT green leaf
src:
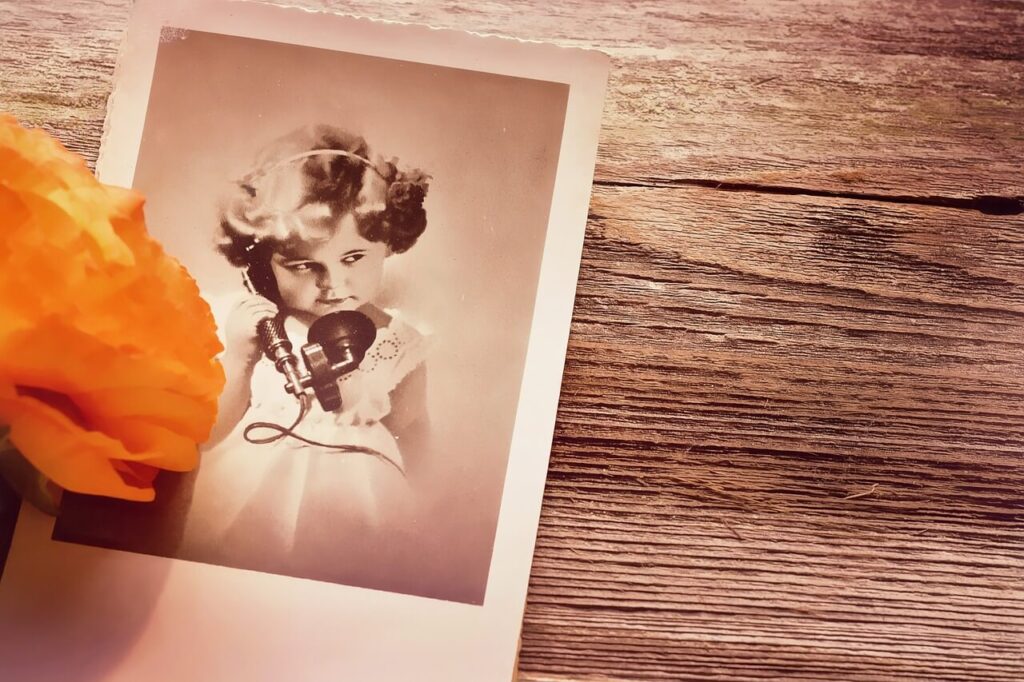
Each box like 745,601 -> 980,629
0,429 -> 61,516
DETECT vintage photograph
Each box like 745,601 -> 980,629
51,26 -> 569,604
0,3 -> 608,679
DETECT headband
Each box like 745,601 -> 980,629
237,148 -> 387,251
241,148 -> 386,195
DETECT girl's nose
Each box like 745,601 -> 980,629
317,264 -> 348,292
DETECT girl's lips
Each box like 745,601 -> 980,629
317,296 -> 352,307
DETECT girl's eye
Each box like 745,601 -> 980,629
342,253 -> 365,265
285,261 -> 315,272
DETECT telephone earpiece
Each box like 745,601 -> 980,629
243,261 -> 281,303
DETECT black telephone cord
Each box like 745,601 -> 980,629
242,395 -> 406,477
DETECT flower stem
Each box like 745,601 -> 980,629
0,428 -> 61,516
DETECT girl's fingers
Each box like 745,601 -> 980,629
239,294 -> 274,310
238,296 -> 279,320
247,306 -> 279,322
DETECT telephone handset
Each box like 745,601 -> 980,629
241,270 -> 377,412
238,272 -> 401,473
257,312 -> 376,411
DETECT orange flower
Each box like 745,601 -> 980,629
0,115 -> 224,501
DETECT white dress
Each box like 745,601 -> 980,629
179,309 -> 428,582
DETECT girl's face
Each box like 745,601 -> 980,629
269,213 -> 387,323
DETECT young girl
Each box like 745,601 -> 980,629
180,125 -> 432,585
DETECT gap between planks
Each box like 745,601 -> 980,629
592,178 -> 1024,217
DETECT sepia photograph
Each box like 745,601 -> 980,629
51,25 -> 569,604
0,2 -> 608,679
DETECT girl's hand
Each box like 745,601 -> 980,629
223,294 -> 280,365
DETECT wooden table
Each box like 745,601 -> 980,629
2,1 -> 1022,679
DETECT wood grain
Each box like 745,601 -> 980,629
1,1 -> 1022,680
523,186 -> 1024,680
2,1 -> 1023,201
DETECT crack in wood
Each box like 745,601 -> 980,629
593,178 -> 1024,216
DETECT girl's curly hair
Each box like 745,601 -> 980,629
217,125 -> 430,302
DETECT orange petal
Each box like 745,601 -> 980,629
0,383 -> 154,501
88,415 -> 200,472
75,387 -> 216,442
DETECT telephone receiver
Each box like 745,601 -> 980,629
257,312 -> 377,411
243,268 -> 376,411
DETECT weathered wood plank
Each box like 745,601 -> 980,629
562,187 -> 1024,492
516,186 -> 1024,681
1,1 -> 1022,199
571,190 -> 1024,450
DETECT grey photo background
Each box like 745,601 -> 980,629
79,29 -> 566,603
